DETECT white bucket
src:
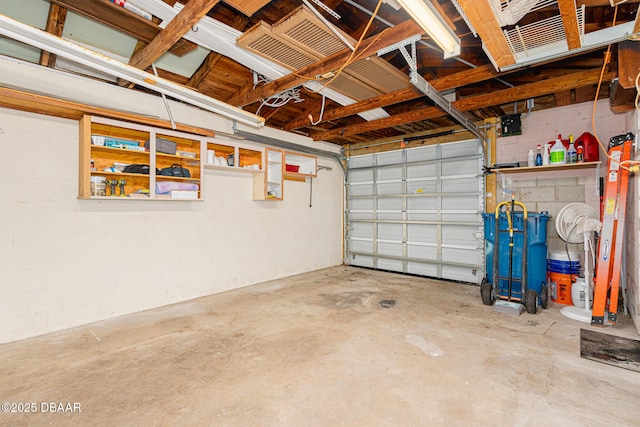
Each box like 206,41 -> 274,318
571,277 -> 588,309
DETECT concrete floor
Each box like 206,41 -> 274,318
1,266 -> 639,426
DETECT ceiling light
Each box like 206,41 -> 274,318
395,0 -> 461,58
0,14 -> 265,128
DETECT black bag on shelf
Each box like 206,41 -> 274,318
159,164 -> 191,178
123,164 -> 155,174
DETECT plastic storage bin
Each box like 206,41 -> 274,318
483,212 -> 550,303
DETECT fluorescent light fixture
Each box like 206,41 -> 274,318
0,13 -> 265,127
395,0 -> 461,58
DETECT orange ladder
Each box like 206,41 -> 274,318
591,133 -> 634,326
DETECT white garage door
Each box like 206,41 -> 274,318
346,139 -> 485,284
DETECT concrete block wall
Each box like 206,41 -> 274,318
624,109 -> 639,334
496,100 -> 628,253
0,58 -> 344,343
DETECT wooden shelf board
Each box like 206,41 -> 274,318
204,164 -> 262,174
492,161 -> 601,174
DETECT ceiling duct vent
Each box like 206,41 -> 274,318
490,0 -> 558,27
504,6 -> 585,61
237,5 -> 408,101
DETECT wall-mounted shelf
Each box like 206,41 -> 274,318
79,115 -> 204,200
492,161 -> 601,174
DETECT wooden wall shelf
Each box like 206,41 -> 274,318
492,161 -> 601,174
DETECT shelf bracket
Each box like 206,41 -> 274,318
379,36 -> 488,153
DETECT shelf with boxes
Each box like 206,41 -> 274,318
203,140 -> 263,174
79,115 -> 206,200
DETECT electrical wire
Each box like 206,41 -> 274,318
591,5 -> 640,171
308,93 -> 327,125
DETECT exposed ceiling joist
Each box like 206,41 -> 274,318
50,0 -> 197,57
40,2 -> 66,67
455,0 -> 516,69
558,0 -> 582,50
310,67 -> 615,141
284,63 -> 505,130
227,19 -> 423,107
128,0 -> 220,70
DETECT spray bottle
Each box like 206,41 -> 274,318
566,134 -> 577,163
542,143 -> 550,166
549,134 -> 566,164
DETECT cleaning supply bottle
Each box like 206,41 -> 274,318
549,134 -> 566,164
542,144 -> 550,165
527,149 -> 535,166
535,144 -> 542,166
577,143 -> 584,163
566,134 -> 577,163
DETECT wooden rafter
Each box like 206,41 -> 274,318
284,64 -> 505,131
40,3 -> 67,67
187,52 -> 223,88
49,0 -> 197,57
128,0 -> 220,70
558,0 -> 581,50
310,68 -> 615,142
554,90 -> 573,107
456,0 -> 515,69
227,19 -> 423,107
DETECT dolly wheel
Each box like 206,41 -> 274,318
525,289 -> 538,314
540,285 -> 548,309
481,278 -> 494,306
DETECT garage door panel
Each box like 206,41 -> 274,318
407,261 -> 439,276
441,225 -> 478,246
378,198 -> 403,210
407,212 -> 438,221
441,140 -> 480,157
377,182 -> 403,194
442,176 -> 480,192
378,258 -> 404,272
350,254 -> 375,268
350,198 -> 375,210
407,224 -> 437,242
376,151 -> 403,165
349,183 -> 374,196
407,164 -> 437,178
407,197 -> 437,211
378,242 -> 403,257
407,244 -> 437,260
378,223 -> 402,240
351,222 -> 374,239
346,139 -> 484,284
406,146 -> 437,162
377,167 -> 403,181
442,159 -> 479,176
442,196 -> 481,211
407,180 -> 437,194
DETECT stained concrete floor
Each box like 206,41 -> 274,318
1,266 -> 639,426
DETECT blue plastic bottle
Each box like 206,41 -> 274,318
535,144 -> 542,166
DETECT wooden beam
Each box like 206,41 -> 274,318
310,68 -> 615,141
128,0 -> 220,70
49,0 -> 197,57
227,19 -> 423,107
456,0 -> 515,68
554,90 -> 573,107
284,64 -> 502,131
0,87 -> 215,136
558,0 -> 581,50
618,40 -> 640,89
187,52 -> 223,88
40,3 -> 67,67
